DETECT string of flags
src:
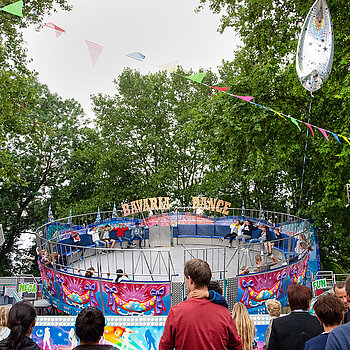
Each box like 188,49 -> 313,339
2,0 -> 349,147
0,0 -> 23,17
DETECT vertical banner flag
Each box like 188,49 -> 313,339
45,22 -> 66,37
85,40 -> 104,67
1,0 -> 23,17
259,202 -> 265,221
67,210 -> 72,225
95,208 -> 101,223
241,200 -> 245,217
48,205 -> 54,223
112,203 -> 117,219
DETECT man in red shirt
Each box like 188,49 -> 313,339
159,258 -> 242,350
111,223 -> 129,248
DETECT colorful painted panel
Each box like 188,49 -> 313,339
102,281 -> 170,316
237,254 -> 309,314
32,325 -> 163,350
39,262 -> 170,316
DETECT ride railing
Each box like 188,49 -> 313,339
36,208 -> 313,283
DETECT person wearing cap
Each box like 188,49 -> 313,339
127,222 -> 144,248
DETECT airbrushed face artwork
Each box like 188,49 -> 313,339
39,263 -> 170,316
32,325 -> 162,350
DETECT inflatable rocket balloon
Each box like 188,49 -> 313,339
296,0 -> 334,92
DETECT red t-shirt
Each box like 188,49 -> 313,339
112,226 -> 128,237
159,298 -> 242,350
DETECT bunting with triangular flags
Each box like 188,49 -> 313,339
126,52 -> 145,61
305,123 -> 314,136
186,72 -> 206,83
290,117 -> 301,132
1,0 -> 23,17
45,22 -> 66,37
330,132 -> 341,144
85,40 -> 103,67
159,60 -> 179,72
210,86 -> 230,92
318,128 -> 329,141
232,95 -> 254,102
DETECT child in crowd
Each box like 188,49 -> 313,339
85,267 -> 95,278
87,226 -> 106,248
263,299 -> 281,350
0,307 -> 10,341
73,307 -> 114,350
0,301 -> 40,350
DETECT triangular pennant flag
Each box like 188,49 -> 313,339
186,72 -> 206,83
305,123 -> 314,137
159,60 -> 179,72
329,132 -> 341,144
126,52 -> 146,62
45,22 -> 66,37
232,95 -> 254,102
317,127 -> 329,141
1,0 -> 23,17
85,40 -> 104,67
210,86 -> 230,92
339,135 -> 350,146
269,108 -> 287,121
290,117 -> 301,132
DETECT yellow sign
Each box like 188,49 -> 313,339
192,197 -> 232,215
122,197 -> 170,216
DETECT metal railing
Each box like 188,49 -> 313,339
35,208 -> 313,283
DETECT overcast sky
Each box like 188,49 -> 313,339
22,0 -> 240,119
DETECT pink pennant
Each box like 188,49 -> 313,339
317,127 -> 329,141
305,123 -> 314,137
45,22 -> 66,37
232,95 -> 254,102
210,86 -> 230,92
85,40 -> 104,67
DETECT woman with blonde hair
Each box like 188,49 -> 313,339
0,307 -> 10,341
232,302 -> 256,350
263,299 -> 281,350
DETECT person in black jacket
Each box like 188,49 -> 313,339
267,284 -> 323,350
73,307 -> 113,350
0,301 -> 40,350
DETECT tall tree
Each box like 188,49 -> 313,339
194,0 -> 350,271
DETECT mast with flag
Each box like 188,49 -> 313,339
48,205 -> 54,223
112,202 -> 117,218
95,207 -> 101,223
67,209 -> 72,225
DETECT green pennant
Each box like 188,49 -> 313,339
1,0 -> 23,18
290,117 -> 301,132
186,72 -> 206,83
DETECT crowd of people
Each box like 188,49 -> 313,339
1,262 -> 350,349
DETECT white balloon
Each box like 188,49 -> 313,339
296,0 -> 334,92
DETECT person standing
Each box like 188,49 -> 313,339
159,258 -> 242,350
304,294 -> 343,350
0,301 -> 41,350
267,284 -> 323,350
325,275 -> 350,349
333,281 -> 349,323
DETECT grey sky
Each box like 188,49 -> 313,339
22,0 -> 240,119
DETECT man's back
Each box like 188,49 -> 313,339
267,311 -> 323,350
325,322 -> 350,350
159,298 -> 242,350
